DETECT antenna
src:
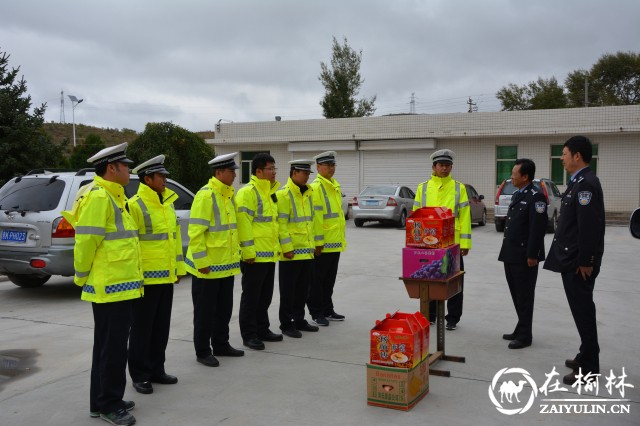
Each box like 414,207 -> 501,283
467,96 -> 477,113
410,93 -> 416,114
60,90 -> 66,123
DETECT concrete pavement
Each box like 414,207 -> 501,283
0,223 -> 638,425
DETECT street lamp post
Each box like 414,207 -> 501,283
68,95 -> 84,148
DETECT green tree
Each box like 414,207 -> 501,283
69,133 -> 106,169
319,36 -> 376,118
496,77 -> 567,111
128,122 -> 214,193
0,50 -> 66,185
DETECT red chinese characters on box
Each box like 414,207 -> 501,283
370,314 -> 421,368
390,311 -> 430,360
402,245 -> 461,280
406,207 -> 455,248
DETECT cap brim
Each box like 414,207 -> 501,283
119,158 -> 134,165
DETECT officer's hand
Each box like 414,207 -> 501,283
245,258 -> 255,264
576,265 -> 593,280
315,246 -> 324,256
527,258 -> 538,267
283,251 -> 294,259
461,249 -> 469,256
198,267 -> 210,274
176,275 -> 186,283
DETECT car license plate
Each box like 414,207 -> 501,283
1,230 -> 27,243
365,200 -> 378,206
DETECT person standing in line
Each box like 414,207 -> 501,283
412,149 -> 471,330
544,136 -> 605,386
236,153 -> 283,350
498,158 -> 547,350
63,142 -> 141,426
185,152 -> 244,367
277,160 -> 320,338
127,155 -> 185,394
308,151 -> 347,326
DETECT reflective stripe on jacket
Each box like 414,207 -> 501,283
128,183 -> 185,285
413,174 -> 472,250
66,175 -> 143,303
277,178 -> 315,261
310,175 -> 346,253
185,176 -> 241,279
236,175 -> 280,262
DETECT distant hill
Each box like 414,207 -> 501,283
43,122 -> 215,153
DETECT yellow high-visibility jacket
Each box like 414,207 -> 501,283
128,183 -> 185,285
310,175 -> 346,253
413,174 -> 472,250
64,175 -> 143,303
277,178 -> 315,261
236,175 -> 280,263
185,176 -> 240,279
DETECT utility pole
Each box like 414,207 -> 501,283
584,75 -> 589,107
409,92 -> 416,114
467,96 -> 477,113
60,90 -> 65,124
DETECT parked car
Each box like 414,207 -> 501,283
631,208 -> 640,239
494,178 -> 561,233
341,192 -> 350,220
465,184 -> 487,226
0,169 -> 194,288
351,185 -> 415,228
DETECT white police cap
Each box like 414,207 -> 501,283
208,152 -> 239,169
314,151 -> 337,164
87,142 -> 134,165
132,155 -> 170,175
430,149 -> 455,164
288,159 -> 314,173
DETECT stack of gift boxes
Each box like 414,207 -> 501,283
366,311 -> 430,411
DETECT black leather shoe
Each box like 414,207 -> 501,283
258,330 -> 283,342
214,345 -> 245,357
502,333 -> 516,341
297,322 -> 319,332
243,338 -> 265,350
565,358 -> 579,370
133,381 -> 153,394
150,373 -> 178,384
282,327 -> 302,338
508,340 -> 531,349
196,354 -> 220,367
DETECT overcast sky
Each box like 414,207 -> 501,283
2,0 -> 639,132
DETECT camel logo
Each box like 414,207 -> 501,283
488,367 -> 538,415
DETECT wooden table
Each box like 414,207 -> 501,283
400,271 -> 466,377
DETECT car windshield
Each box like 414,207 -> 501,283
360,186 -> 397,196
0,178 -> 65,212
501,180 -> 544,195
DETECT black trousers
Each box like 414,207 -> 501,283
279,259 -> 313,330
191,275 -> 234,358
308,252 -> 341,318
239,262 -> 275,340
90,300 -> 133,414
562,264 -> 601,373
504,262 -> 538,343
128,284 -> 174,382
429,255 -> 464,323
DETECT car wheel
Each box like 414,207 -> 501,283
495,219 -> 505,232
354,219 -> 364,227
398,210 -> 407,228
7,273 -> 51,288
547,211 -> 558,233
479,209 -> 487,226
344,205 -> 350,220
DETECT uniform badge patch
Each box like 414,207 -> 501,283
535,201 -> 546,213
578,191 -> 592,205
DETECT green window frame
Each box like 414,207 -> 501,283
240,151 -> 269,184
496,145 -> 517,185
551,144 -> 598,185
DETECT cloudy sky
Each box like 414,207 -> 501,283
2,0 -> 638,132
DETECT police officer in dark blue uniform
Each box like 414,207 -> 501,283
498,159 -> 547,350
544,136 -> 605,386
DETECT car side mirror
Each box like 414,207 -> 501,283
630,208 -> 640,239
479,194 -> 485,200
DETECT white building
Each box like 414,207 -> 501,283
207,105 -> 640,214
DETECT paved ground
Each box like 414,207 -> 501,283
0,222 -> 638,426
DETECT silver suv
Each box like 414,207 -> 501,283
0,169 -> 194,288
494,178 -> 562,233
